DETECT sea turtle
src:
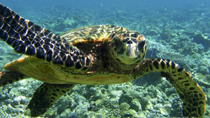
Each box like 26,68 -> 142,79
0,4 -> 206,117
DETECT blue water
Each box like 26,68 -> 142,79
1,0 -> 210,35
2,0 -> 210,9
1,0 -> 210,33
0,0 -> 210,117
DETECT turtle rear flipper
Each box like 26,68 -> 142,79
27,83 -> 74,117
135,58 -> 206,117
0,71 -> 26,86
0,4 -> 91,69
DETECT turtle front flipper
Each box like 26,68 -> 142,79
0,4 -> 92,70
134,58 -> 206,117
0,71 -> 26,86
27,82 -> 75,117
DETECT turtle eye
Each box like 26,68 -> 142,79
113,37 -> 123,48
138,40 -> 145,50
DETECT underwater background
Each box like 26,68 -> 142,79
0,0 -> 210,117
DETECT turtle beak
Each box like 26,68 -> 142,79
125,40 -> 139,58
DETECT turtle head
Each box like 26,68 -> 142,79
110,31 -> 147,65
